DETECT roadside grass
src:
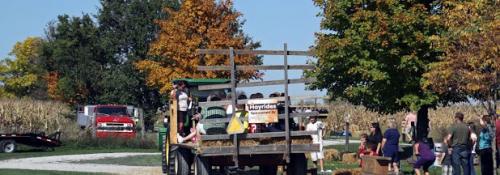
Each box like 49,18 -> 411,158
74,154 -> 161,166
0,131 -> 160,161
0,169 -> 110,175
0,144 -> 158,161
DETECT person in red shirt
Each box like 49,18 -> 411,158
358,133 -> 377,168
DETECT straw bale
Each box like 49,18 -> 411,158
324,148 -> 341,161
332,168 -> 362,175
342,153 -> 358,163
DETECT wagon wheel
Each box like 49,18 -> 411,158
162,134 -> 191,175
161,134 -> 173,174
0,140 -> 17,153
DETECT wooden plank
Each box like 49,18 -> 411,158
169,100 -> 178,144
229,47 -> 239,166
201,131 -> 317,141
197,65 -> 315,71
200,144 -> 320,156
197,49 -> 313,56
198,96 -> 328,107
198,78 -> 316,90
199,111 -> 320,124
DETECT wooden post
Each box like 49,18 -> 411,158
345,122 -> 350,152
230,47 -> 239,167
345,114 -> 350,152
139,108 -> 145,141
284,43 -> 291,163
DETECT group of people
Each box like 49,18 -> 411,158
168,81 -> 306,144
357,121 -> 406,173
356,112 -> 497,175
442,112 -> 495,175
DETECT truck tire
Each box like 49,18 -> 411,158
286,154 -> 307,175
0,140 -> 17,153
161,134 -> 169,174
194,155 -> 210,175
259,165 -> 277,175
174,148 -> 191,175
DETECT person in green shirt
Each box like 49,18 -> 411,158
444,112 -> 471,175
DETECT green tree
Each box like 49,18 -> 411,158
310,0 -> 446,138
96,0 -> 180,127
423,0 -> 499,115
0,37 -> 46,98
41,14 -> 104,104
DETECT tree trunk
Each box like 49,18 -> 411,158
416,105 -> 429,141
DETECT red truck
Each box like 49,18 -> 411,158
77,105 -> 137,138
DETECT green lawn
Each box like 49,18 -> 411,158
75,155 -> 161,166
0,169 -> 109,175
0,144 -> 157,161
321,160 -> 482,175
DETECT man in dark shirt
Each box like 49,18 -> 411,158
444,112 -> 470,175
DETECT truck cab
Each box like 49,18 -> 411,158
77,104 -> 137,138
94,105 -> 136,138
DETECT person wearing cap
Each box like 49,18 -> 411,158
306,113 -> 330,173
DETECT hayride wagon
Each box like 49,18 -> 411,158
162,45 -> 322,175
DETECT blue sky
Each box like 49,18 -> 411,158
0,0 -> 325,100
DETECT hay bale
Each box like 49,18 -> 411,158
324,148 -> 341,161
342,153 -> 358,163
332,168 -> 362,175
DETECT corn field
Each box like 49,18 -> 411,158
0,98 -> 72,133
324,101 -> 490,141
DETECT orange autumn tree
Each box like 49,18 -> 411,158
423,0 -> 499,115
136,0 -> 260,94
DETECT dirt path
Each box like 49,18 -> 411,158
0,152 -> 163,175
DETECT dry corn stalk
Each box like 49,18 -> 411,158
0,98 -> 71,133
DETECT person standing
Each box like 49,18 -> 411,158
368,122 -> 383,155
468,123 -> 478,175
404,112 -> 417,142
478,115 -> 493,175
176,81 -> 190,136
495,114 -> 500,168
381,120 -> 400,173
306,115 -> 330,173
441,144 -> 453,175
444,112 -> 471,175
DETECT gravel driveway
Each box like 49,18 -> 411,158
0,152 -> 162,175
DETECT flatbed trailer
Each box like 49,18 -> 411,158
162,45 -> 323,175
0,131 -> 62,153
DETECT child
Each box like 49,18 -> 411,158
307,115 -> 331,173
414,138 -> 436,175
358,133 -> 375,167
440,144 -> 452,175
177,113 -> 201,144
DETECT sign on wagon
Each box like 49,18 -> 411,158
246,99 -> 278,123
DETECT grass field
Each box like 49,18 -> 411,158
75,154 -> 161,166
0,169 -> 109,175
0,144 -> 157,161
